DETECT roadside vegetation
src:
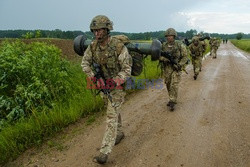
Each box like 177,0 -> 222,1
231,39 -> 250,53
0,39 -> 161,165
0,40 -> 103,164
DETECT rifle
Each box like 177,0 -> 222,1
161,51 -> 188,74
93,63 -> 113,103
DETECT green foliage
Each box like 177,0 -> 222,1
0,40 -> 103,164
2,29 -> 250,41
0,40 -> 77,126
231,39 -> 250,53
236,32 -> 243,40
21,32 -> 34,39
185,29 -> 198,39
35,30 -> 41,38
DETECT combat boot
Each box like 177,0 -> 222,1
167,101 -> 171,106
93,153 -> 108,164
115,132 -> 125,145
193,74 -> 197,80
169,102 -> 175,111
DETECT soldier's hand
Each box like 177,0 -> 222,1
159,56 -> 169,62
113,77 -> 124,90
106,78 -> 116,90
173,64 -> 182,71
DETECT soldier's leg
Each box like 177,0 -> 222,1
117,113 -> 122,134
99,89 -> 125,155
99,100 -> 118,156
200,55 -> 204,71
168,71 -> 181,105
94,99 -> 116,164
112,90 -> 125,145
115,113 -> 124,145
215,48 -> 218,58
163,66 -> 173,105
192,58 -> 196,74
212,48 -> 216,58
193,59 -> 199,80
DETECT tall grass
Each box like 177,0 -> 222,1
0,63 -> 103,164
0,41 -> 103,165
231,39 -> 250,53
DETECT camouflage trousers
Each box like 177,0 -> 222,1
192,57 -> 203,76
100,89 -> 125,155
211,47 -> 218,58
163,65 -> 181,103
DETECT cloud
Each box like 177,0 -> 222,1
178,12 -> 250,34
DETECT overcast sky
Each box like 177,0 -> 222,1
0,0 -> 249,34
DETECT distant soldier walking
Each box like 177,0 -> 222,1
209,37 -> 220,59
159,28 -> 188,111
189,36 -> 204,80
196,33 -> 207,71
81,15 -> 132,164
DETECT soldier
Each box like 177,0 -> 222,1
159,28 -> 188,111
196,33 -> 206,71
81,15 -> 132,164
209,37 -> 220,58
189,36 -> 204,80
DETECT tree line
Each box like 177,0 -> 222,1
0,29 -> 249,40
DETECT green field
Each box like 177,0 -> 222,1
231,39 -> 250,53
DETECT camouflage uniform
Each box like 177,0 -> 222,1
189,36 -> 204,79
81,15 -> 132,158
160,28 -> 188,108
209,37 -> 220,58
195,33 -> 206,71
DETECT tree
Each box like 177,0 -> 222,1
22,32 -> 34,39
35,30 -> 41,38
185,29 -> 197,39
236,32 -> 243,40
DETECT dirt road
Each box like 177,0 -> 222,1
7,42 -> 250,167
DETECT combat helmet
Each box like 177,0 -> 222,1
165,28 -> 177,37
197,33 -> 203,37
192,36 -> 199,43
90,15 -> 113,32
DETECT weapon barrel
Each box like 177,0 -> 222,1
73,35 -> 92,56
73,34 -> 162,61
125,42 -> 152,55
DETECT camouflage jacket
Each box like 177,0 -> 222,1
160,40 -> 188,67
81,36 -> 132,82
209,38 -> 220,48
189,42 -> 204,58
200,40 -> 206,53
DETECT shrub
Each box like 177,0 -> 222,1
0,40 -> 78,127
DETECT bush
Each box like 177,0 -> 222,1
0,40 -> 103,164
236,32 -> 243,40
0,40 -> 79,127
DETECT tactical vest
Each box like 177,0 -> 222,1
162,40 -> 183,64
90,35 -> 143,78
90,37 -> 123,79
190,43 -> 203,57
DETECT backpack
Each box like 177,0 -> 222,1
112,35 -> 143,76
